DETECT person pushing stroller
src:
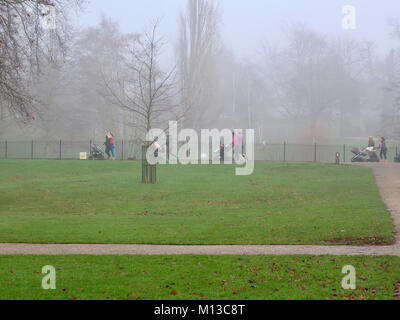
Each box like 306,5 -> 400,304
104,132 -> 116,160
378,137 -> 388,163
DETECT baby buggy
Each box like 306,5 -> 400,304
89,143 -> 105,160
351,147 -> 380,163
395,153 -> 400,163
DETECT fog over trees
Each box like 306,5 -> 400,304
1,0 -> 400,144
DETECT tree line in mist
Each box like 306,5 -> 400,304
1,0 -> 400,144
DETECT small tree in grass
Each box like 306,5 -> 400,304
102,21 -> 181,183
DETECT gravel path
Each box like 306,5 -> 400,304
1,163 -> 399,256
0,243 -> 400,256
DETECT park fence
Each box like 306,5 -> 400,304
0,140 -> 399,163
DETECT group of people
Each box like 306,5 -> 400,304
104,131 -> 116,160
368,136 -> 388,162
219,132 -> 244,162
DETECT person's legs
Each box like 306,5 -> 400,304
384,149 -> 388,161
234,145 -> 240,162
111,146 -> 115,160
105,147 -> 111,159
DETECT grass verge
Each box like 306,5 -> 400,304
0,255 -> 398,300
0,161 -> 394,245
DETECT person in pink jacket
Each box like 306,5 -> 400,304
233,132 -> 243,162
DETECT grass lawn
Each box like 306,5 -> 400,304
0,160 -> 394,245
0,255 -> 398,300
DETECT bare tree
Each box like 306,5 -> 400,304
381,23 -> 400,137
0,0 -> 84,121
260,25 -> 372,142
178,0 -> 221,130
102,21 -> 180,143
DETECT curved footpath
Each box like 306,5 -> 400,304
1,163 -> 399,256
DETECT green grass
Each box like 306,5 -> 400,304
0,160 -> 394,245
0,255 -> 398,300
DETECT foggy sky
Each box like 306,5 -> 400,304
76,0 -> 399,58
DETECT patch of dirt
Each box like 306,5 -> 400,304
323,237 -> 393,246
138,196 -> 154,201
136,211 -> 168,216
206,200 -> 238,206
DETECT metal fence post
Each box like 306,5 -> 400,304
343,144 -> 346,163
284,141 -> 286,162
167,136 -> 170,163
59,140 -> 62,160
122,140 -> 124,160
5,140 -> 7,159
31,140 -> 34,160
314,143 -> 317,162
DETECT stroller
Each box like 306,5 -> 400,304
351,147 -> 380,163
213,143 -> 233,162
395,153 -> 400,163
89,143 -> 105,160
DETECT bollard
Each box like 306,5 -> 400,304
283,142 -> 286,162
314,143 -> 317,162
336,152 -> 341,165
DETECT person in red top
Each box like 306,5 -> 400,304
107,132 -> 116,160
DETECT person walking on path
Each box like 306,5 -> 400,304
379,137 -> 388,162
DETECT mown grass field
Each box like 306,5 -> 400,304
0,160 -> 393,245
0,255 -> 398,300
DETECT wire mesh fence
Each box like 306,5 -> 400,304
0,140 -> 398,163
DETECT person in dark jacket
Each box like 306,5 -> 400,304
104,133 -> 111,159
220,141 -> 225,162
379,137 -> 388,162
